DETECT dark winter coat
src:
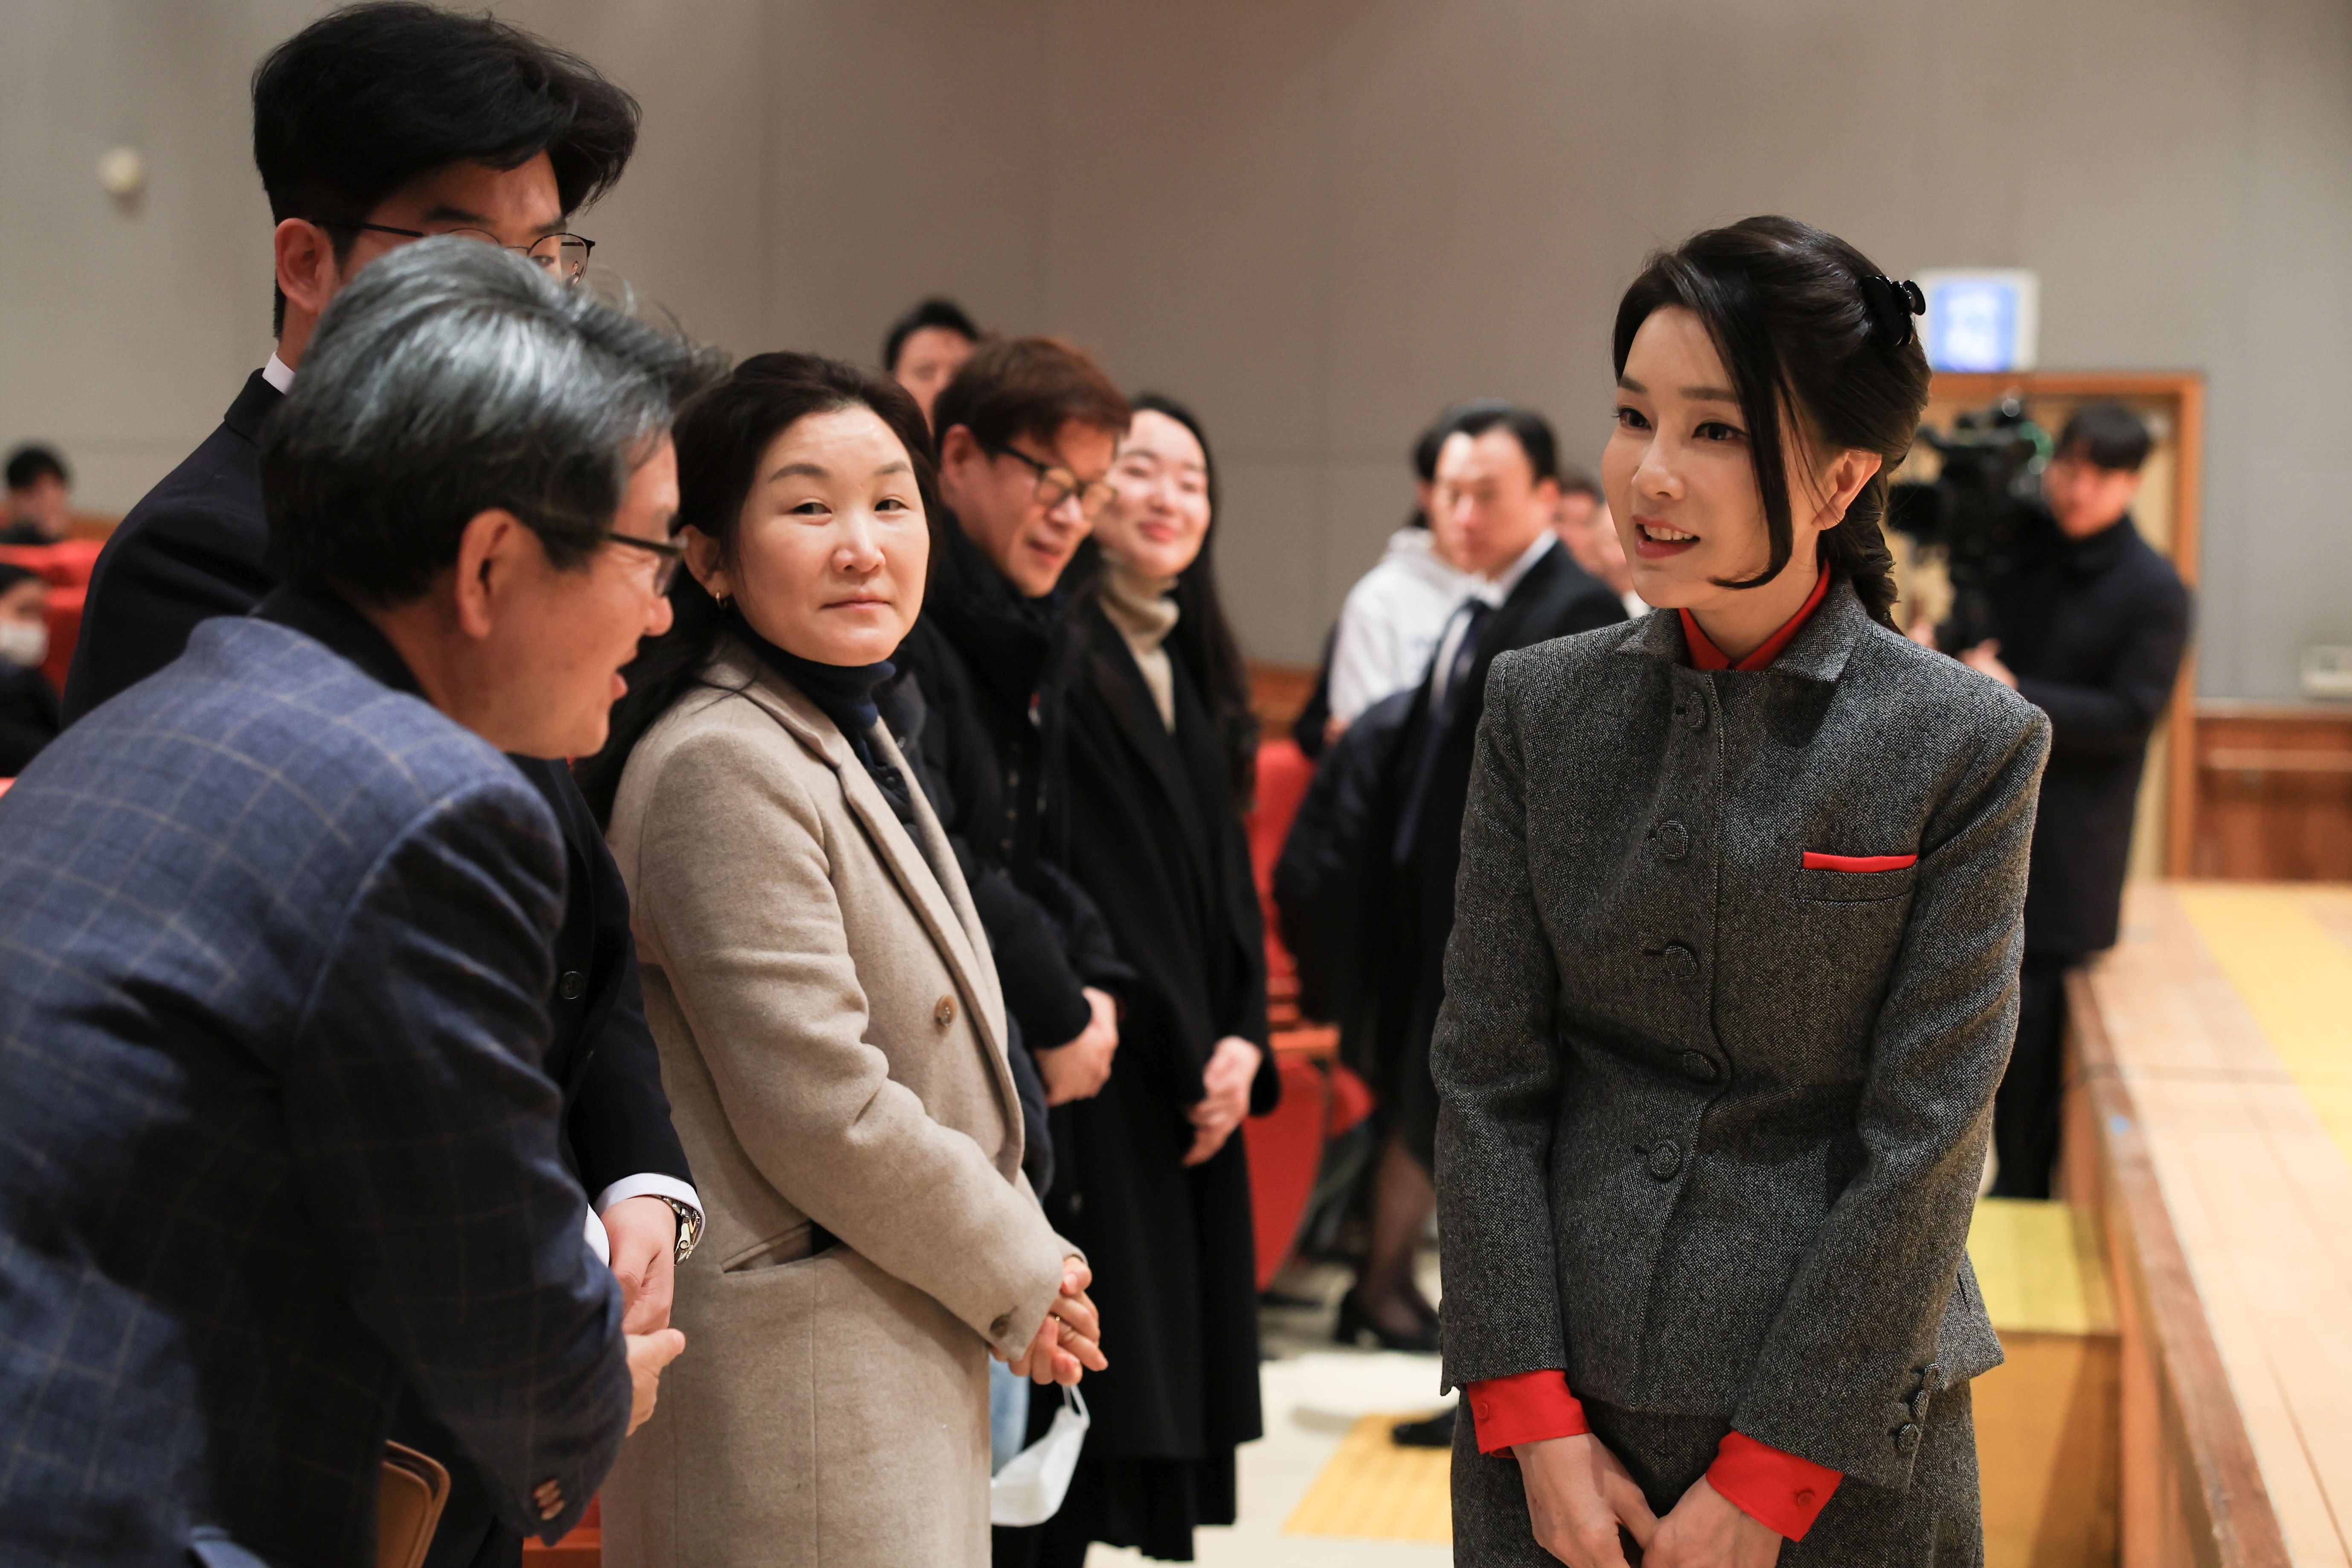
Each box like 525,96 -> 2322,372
893,524 -> 1130,1057
1038,597 -> 1276,1478
1985,509 -> 2190,958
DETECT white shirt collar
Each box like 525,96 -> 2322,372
261,354 -> 295,394
1472,529 -> 1557,607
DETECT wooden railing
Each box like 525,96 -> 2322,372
2062,972 -> 2291,1568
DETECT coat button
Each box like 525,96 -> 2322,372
1680,1051 -> 1718,1083
1652,821 -> 1690,861
935,994 -> 958,1027
1911,1389 -> 1933,1421
990,1313 -> 1010,1339
1794,1488 -> 1816,1507
1657,943 -> 1698,979
1646,1141 -> 1683,1180
558,970 -> 586,1001
1894,1423 -> 1921,1453
1682,701 -> 1707,732
1921,1362 -> 1945,1392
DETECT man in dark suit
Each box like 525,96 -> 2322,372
1954,401 -> 2191,1197
1347,404 -> 1628,1360
0,241 -> 712,1568
59,12 -> 697,1564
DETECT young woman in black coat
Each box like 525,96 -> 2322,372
999,395 -> 1278,1566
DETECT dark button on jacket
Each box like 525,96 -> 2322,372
1432,583 -> 2049,1493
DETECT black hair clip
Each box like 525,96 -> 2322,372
1861,274 -> 1927,348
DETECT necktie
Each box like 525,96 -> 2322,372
1432,599 -> 1494,729
1394,598 -> 1495,865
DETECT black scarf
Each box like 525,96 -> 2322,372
735,618 -> 921,831
926,519 -> 1066,721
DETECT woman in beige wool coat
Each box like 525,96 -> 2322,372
579,353 -> 1105,1567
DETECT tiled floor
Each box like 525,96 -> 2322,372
1083,1260 -> 1454,1567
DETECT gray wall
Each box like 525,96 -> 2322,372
3,0 -> 2345,695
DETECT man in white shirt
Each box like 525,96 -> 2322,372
1341,405 -> 1627,1365
1323,404 -> 1503,734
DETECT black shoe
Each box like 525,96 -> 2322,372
1333,1289 -> 1440,1353
1391,1406 -> 1458,1448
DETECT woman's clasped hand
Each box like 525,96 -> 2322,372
1516,1434 -> 1783,1568
1001,1257 -> 1110,1385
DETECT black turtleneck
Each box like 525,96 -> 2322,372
734,616 -> 922,830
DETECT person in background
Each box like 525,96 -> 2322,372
0,563 -> 60,772
1320,404 -> 1490,735
60,12 -> 701,1566
2,444 -> 73,543
1004,395 -> 1276,1566
1554,464 -> 1647,618
583,354 -> 1101,1567
1939,401 -> 2189,1199
0,240 -> 701,1568
1345,404 -> 1625,1364
885,295 -> 983,427
895,337 -> 1135,1130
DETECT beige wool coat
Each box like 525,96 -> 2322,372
598,643 -> 1073,1568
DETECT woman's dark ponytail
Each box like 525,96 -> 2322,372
1611,216 -> 1931,633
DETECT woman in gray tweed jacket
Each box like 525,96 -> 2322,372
1432,217 -> 2050,1568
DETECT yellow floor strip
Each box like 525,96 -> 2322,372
2173,884 -> 2352,1166
1966,1198 -> 2116,1336
1285,1414 -> 1453,1542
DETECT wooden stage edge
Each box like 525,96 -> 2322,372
2065,970 -> 2292,1568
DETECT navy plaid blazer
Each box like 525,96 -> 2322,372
0,601 -> 630,1567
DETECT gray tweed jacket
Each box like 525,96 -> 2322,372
1432,580 -> 2050,1493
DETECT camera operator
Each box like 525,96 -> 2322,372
1929,401 -> 2190,1198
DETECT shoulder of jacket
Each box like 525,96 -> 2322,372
615,683 -> 828,825
166,620 -> 554,857
1849,619 -> 2049,749
1490,614 -> 1649,686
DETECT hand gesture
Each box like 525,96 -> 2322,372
1036,987 -> 1120,1104
602,1195 -> 679,1333
1516,1431 -> 1657,1568
1001,1257 -> 1109,1385
1183,1037 -> 1263,1166
1958,639 -> 2018,690
624,1327 -> 686,1436
1644,1473 -> 1784,1568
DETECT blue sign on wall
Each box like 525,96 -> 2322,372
1918,270 -> 2040,373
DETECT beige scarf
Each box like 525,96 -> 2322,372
1098,560 -> 1181,731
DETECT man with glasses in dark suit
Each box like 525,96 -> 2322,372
62,9 -> 701,1567
0,239 -> 714,1568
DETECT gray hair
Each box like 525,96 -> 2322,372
261,236 -> 720,605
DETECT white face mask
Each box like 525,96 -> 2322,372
0,619 -> 46,670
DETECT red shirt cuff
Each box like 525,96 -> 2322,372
1464,1371 -> 1589,1455
1706,1431 -> 1841,1540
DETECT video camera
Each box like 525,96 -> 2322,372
1887,397 -> 2052,650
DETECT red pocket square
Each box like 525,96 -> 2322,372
1802,851 -> 1918,872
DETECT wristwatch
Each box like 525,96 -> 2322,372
657,1197 -> 703,1264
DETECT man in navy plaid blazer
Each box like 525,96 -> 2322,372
0,240 -> 714,1567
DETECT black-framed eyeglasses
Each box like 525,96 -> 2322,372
314,220 -> 595,286
987,441 -> 1118,521
591,529 -> 685,594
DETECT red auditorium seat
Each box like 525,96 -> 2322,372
1241,739 -> 1372,1290
0,540 -> 101,692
